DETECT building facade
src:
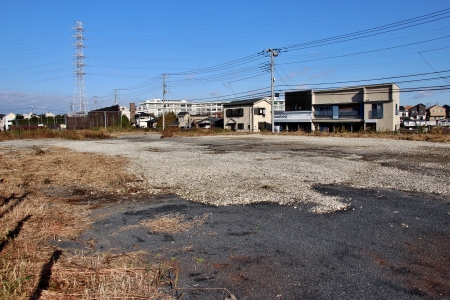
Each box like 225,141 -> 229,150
223,98 -> 272,132
427,104 -> 446,122
283,83 -> 401,132
137,99 -> 228,117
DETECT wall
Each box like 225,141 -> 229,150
314,88 -> 363,105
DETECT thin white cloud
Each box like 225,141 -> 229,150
308,69 -> 334,80
209,90 -> 220,97
413,91 -> 433,99
0,90 -> 72,114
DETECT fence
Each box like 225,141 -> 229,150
66,111 -> 121,130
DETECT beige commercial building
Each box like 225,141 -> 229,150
284,83 -> 401,132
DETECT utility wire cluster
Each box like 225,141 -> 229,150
104,8 -> 450,104
2,8 -> 449,108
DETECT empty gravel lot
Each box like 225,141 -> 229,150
3,134 -> 450,299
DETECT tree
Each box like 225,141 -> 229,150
157,112 -> 177,127
121,115 -> 131,128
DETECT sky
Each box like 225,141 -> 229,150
1,0 -> 449,115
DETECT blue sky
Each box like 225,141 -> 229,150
1,0 -> 449,115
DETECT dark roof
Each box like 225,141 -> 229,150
136,112 -> 152,117
411,103 -> 425,107
222,98 -> 268,107
177,112 -> 189,116
90,105 -> 120,112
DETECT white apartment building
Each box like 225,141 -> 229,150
136,98 -> 284,117
137,99 -> 225,116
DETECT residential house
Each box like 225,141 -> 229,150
409,103 -> 426,120
284,83 -> 401,132
399,106 -> 409,118
120,106 -> 131,121
177,112 -> 192,128
135,112 -> 156,128
443,104 -> 450,118
196,117 -> 223,129
23,112 -> 37,119
0,114 -> 5,131
407,103 -> 427,127
398,105 -> 410,127
427,104 -> 446,124
0,113 -> 16,130
190,115 -> 211,128
223,98 -> 272,132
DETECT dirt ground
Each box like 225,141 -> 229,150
1,134 -> 450,299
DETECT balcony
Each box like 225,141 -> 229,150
370,109 -> 383,118
314,110 -> 332,117
339,111 -> 359,117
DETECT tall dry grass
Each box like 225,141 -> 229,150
272,127 -> 450,143
0,146 -> 177,299
0,128 -> 112,141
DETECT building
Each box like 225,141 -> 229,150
120,106 -> 131,121
23,112 -> 37,119
283,83 -> 401,132
409,104 -> 426,120
177,112 -> 192,128
427,104 -> 446,122
137,99 -> 227,117
274,111 -> 313,132
135,112 -> 156,128
443,105 -> 450,118
0,113 -> 16,130
223,98 -> 272,132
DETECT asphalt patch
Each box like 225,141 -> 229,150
58,186 -> 450,299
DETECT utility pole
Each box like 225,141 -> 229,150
267,48 -> 279,133
162,74 -> 168,130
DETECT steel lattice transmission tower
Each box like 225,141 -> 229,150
72,21 -> 87,114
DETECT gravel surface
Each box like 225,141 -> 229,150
3,134 -> 450,299
4,134 -> 449,212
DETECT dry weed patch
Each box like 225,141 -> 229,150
49,251 -> 178,299
0,145 -> 175,299
119,213 -> 211,234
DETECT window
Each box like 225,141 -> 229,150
238,123 -> 244,130
226,108 -> 244,118
371,103 -> 383,118
315,106 -> 332,116
254,108 -> 266,115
